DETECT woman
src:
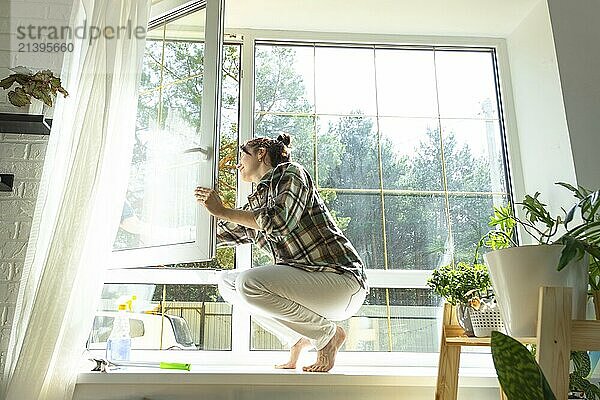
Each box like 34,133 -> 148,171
194,133 -> 367,372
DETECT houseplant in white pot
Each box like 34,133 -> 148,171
560,183 -> 600,321
427,262 -> 493,336
479,183 -> 600,337
0,66 -> 68,112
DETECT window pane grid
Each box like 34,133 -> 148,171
253,41 -> 512,353
254,42 -> 509,268
319,187 -> 509,196
102,35 -> 513,358
258,110 -> 501,121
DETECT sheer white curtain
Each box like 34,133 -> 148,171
1,0 -> 150,399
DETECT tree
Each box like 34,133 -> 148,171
319,114 -> 387,269
254,46 -> 316,176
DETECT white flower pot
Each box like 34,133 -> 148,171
484,244 -> 588,337
28,98 -> 44,115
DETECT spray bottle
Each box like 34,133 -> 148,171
106,303 -> 131,362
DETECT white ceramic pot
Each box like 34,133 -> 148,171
28,98 -> 44,115
484,244 -> 588,337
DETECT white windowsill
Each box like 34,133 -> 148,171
77,365 -> 501,388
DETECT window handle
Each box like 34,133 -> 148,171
183,146 -> 210,160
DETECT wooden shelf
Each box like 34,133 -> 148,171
443,325 -> 536,346
436,287 -> 600,400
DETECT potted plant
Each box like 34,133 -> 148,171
0,66 -> 68,111
560,183 -> 600,320
427,262 -> 492,336
492,331 -> 600,400
479,182 -> 600,337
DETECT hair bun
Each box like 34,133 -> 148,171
276,133 -> 291,147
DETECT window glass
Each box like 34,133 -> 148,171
449,194 -> 508,263
90,283 -> 231,351
251,288 -> 440,352
441,119 -> 507,193
88,316 -> 145,343
378,117 -> 443,191
252,43 -> 512,357
353,288 -> 440,352
375,49 -> 438,118
384,194 -> 450,270
255,45 -> 315,114
114,14 -> 209,251
435,50 -> 499,119
112,7 -> 239,264
96,40 -> 513,362
314,46 -> 377,115
322,191 -> 385,269
317,115 -> 380,189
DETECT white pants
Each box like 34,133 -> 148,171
218,265 -> 366,350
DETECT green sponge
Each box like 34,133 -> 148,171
159,362 -> 191,371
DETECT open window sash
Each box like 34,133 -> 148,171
109,0 -> 224,268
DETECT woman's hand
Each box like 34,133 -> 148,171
194,187 -> 225,217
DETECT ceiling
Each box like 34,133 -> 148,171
223,0 -> 542,38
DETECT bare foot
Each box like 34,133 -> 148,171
302,326 -> 346,373
275,337 -> 311,369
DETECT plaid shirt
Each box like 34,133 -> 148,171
217,162 -> 367,289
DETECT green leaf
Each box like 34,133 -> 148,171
491,331 -> 556,400
589,191 -> 600,220
9,66 -> 33,75
571,351 -> 591,378
0,75 -> 17,89
556,182 -> 581,198
14,74 -> 31,85
7,87 -> 31,107
427,263 -> 491,305
39,91 -> 53,107
50,77 -> 61,88
564,204 -> 576,226
557,236 -> 582,271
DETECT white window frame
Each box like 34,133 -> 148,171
108,0 -> 224,269
100,27 -> 522,370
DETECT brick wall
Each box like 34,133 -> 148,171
0,132 -> 48,378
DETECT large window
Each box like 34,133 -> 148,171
251,43 -> 510,353
92,23 -> 512,365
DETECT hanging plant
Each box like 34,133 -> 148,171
0,66 -> 68,107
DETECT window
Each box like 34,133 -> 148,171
109,2 -> 226,268
92,3 -> 239,353
251,43 -> 510,354
93,23 -> 513,366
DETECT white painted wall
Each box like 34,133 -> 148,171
546,0 -> 600,189
0,0 -> 72,113
0,0 -> 69,382
504,0 -> 577,223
